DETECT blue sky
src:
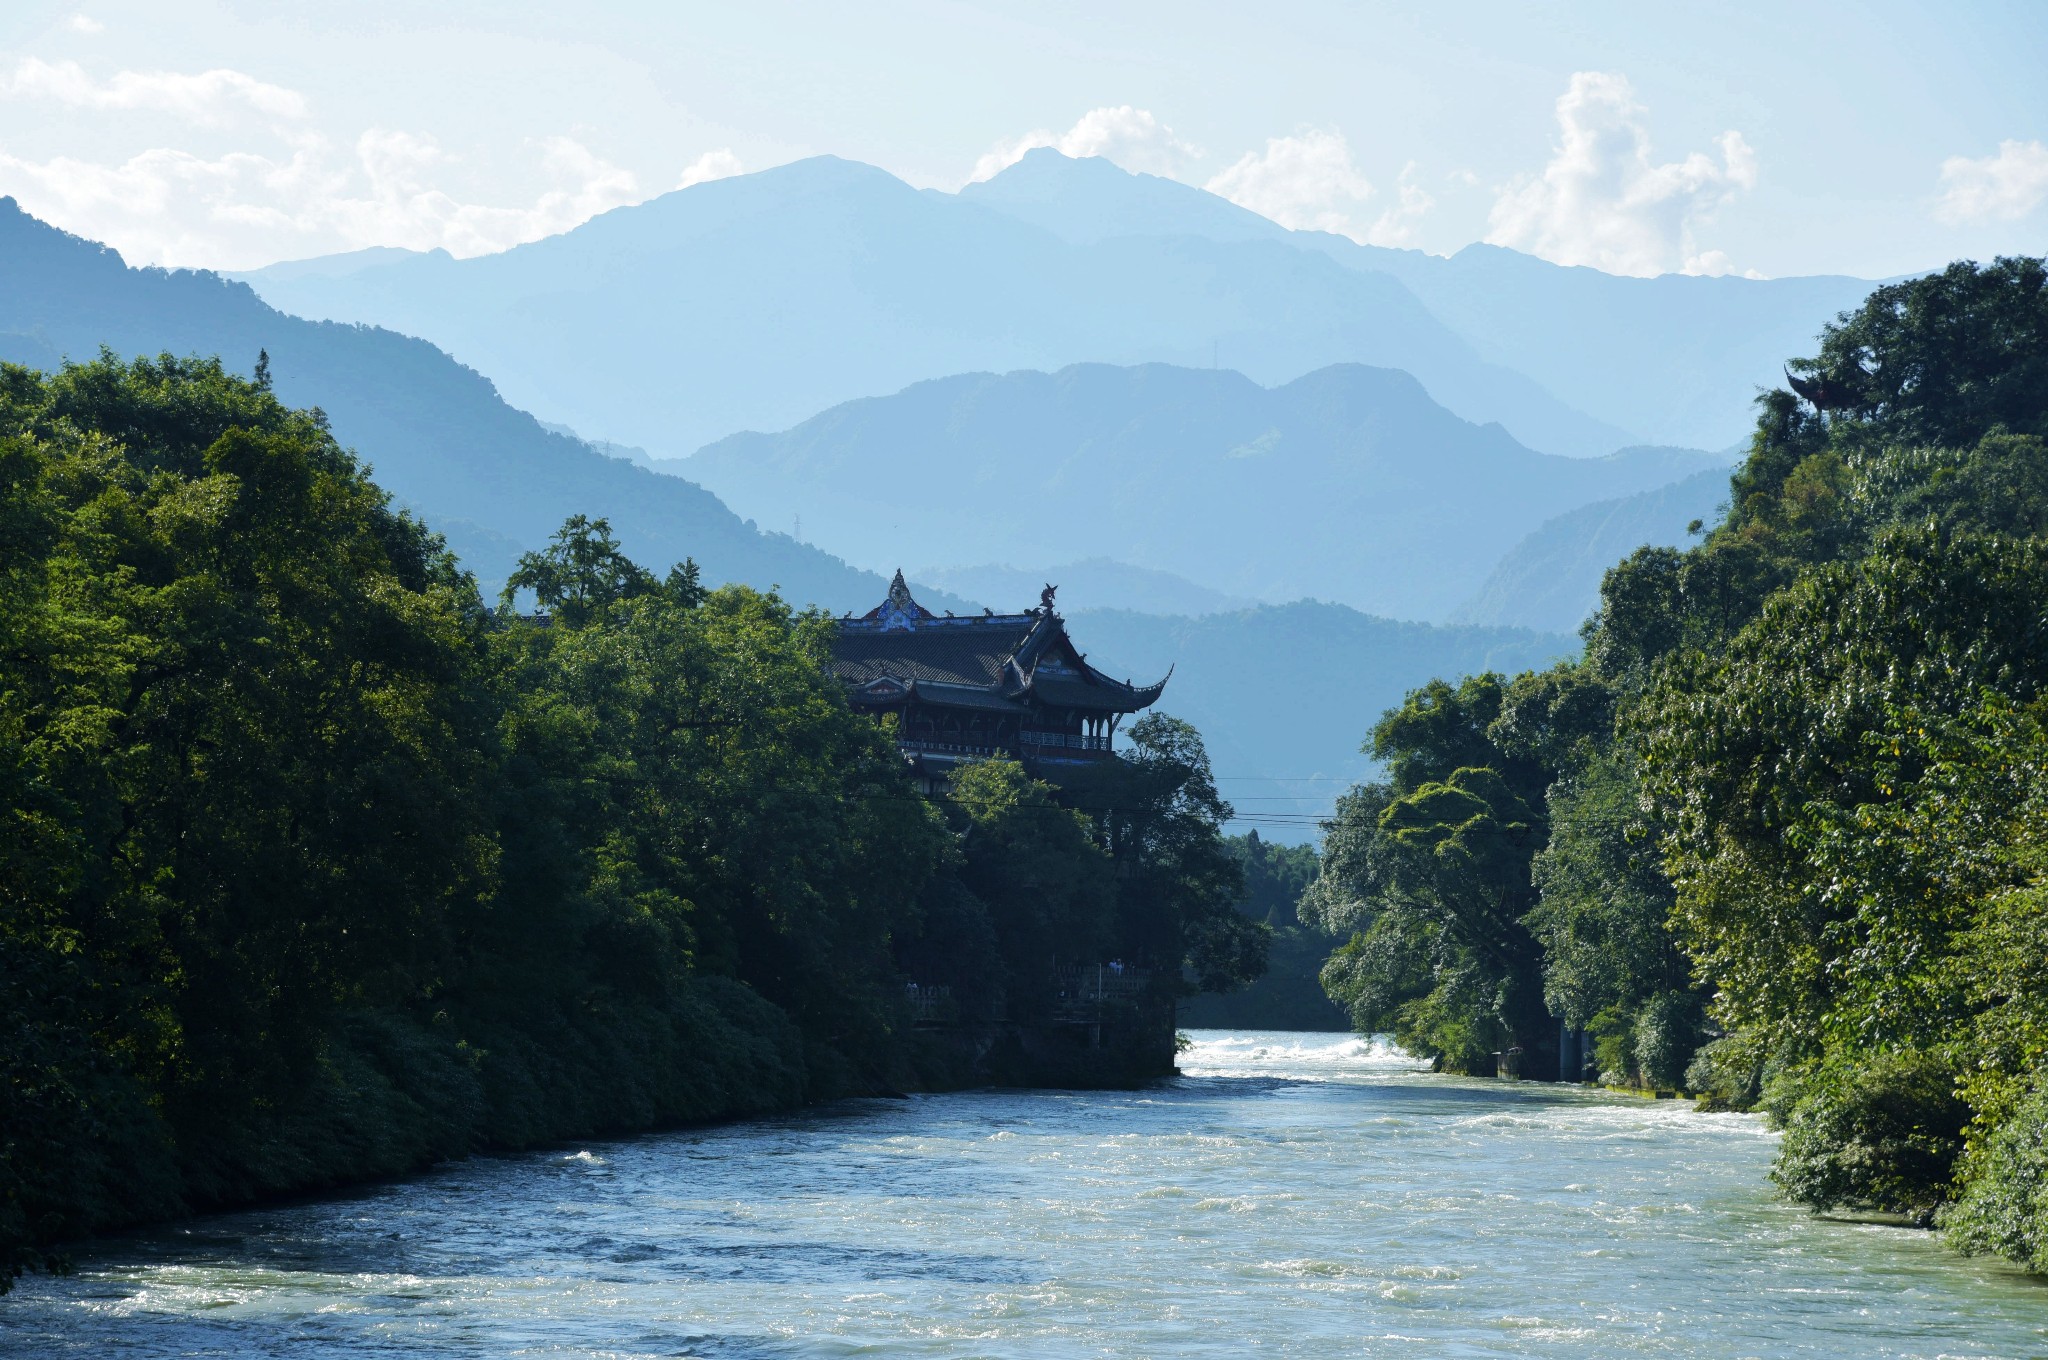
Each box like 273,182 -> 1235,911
0,0 -> 2042,276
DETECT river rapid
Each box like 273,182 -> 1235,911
4,1030 -> 2043,1358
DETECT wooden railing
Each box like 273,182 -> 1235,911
898,739 -> 1003,759
1019,731 -> 1111,753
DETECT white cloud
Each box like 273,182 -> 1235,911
1203,131 -> 1434,247
969,105 -> 1197,182
2,57 -> 307,124
0,49 -> 656,265
311,131 -> 641,258
1485,71 -> 1756,277
676,148 -> 742,189
1205,128 -> 1371,236
67,15 -> 105,36
1935,139 -> 2048,225
1365,162 -> 1435,248
0,130 -> 645,268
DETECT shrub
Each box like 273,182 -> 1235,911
1684,1031 -> 1768,1111
1942,1082 -> 2048,1270
1587,1004 -> 1635,1086
1769,1050 -> 1969,1223
1633,990 -> 1702,1091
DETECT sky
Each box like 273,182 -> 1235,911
0,0 -> 2042,278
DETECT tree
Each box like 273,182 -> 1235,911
1781,256 -> 2048,450
1305,674 -> 1559,1072
1633,530 -> 2048,1059
944,758 -> 1114,1020
500,514 -> 664,625
491,577 -> 947,1088
1086,714 -> 1265,993
1525,749 -> 1687,1032
1228,831 -> 1320,930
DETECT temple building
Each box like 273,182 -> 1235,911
830,571 -> 1169,792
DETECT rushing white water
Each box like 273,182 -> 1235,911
5,1029 -> 2044,1358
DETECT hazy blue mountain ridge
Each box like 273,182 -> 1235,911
0,197 -> 935,612
686,360 -> 1727,621
1337,244 -> 1885,452
960,149 -> 1881,451
235,155 -> 1633,459
956,146 -> 1294,246
1449,467 -> 1735,633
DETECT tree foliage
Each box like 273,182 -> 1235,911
1307,675 -> 1557,1072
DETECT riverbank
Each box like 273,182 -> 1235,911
6,985 -> 1182,1288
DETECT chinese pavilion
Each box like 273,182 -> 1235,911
830,571 -> 1169,792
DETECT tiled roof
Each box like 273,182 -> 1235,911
830,615 -> 1036,686
1027,672 -> 1167,711
830,575 -> 1168,715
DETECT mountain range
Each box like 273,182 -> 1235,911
4,177 -> 1857,838
684,361 -> 1729,621
0,198 -> 1594,837
917,559 -> 1253,618
231,155 -> 1628,458
235,149 -> 1880,460
957,150 -> 1884,451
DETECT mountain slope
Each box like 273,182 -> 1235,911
1449,467 -> 1734,633
917,559 -> 1253,618
685,361 -> 1724,622
1074,602 -> 1576,841
960,150 -> 1880,451
0,198 -> 927,612
235,156 -> 1630,459
1336,245 -> 1883,452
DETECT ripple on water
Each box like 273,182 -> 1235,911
6,1029 -> 2048,1359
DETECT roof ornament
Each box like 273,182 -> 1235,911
879,568 -> 922,631
1040,582 -> 1058,614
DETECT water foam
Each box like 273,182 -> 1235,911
1177,1028 -> 1425,1080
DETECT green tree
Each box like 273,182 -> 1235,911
1229,831 -> 1320,929
1094,714 -> 1265,993
944,758 -> 1114,1019
1306,674 -> 1557,1072
500,513 -> 695,624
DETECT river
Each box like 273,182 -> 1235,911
3,1030 -> 2042,1358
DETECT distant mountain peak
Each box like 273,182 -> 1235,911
961,148 -> 1289,246
655,152 -> 907,206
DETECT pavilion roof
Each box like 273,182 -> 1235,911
830,571 -> 1168,714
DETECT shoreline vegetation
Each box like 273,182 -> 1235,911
0,354 -> 1263,1286
1304,257 -> 2048,1271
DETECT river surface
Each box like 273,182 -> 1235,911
4,1030 -> 2043,1358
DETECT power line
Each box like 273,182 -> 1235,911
1212,775 -> 1364,782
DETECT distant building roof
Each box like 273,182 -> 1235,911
831,570 -> 1168,714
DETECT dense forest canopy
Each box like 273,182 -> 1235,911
1309,256 -> 2048,1269
0,355 -> 1260,1286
